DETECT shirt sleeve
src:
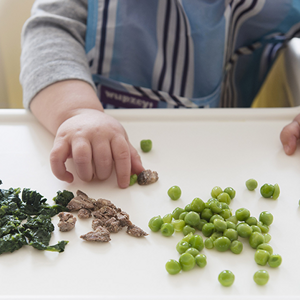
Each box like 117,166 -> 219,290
20,0 -> 96,109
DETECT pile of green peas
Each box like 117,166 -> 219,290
148,183 -> 282,283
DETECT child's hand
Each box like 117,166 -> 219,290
280,114 -> 300,155
50,108 -> 144,188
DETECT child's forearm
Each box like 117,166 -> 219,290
30,80 -> 103,135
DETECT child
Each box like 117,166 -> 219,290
20,0 -> 300,188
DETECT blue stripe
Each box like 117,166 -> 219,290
85,0 -> 99,53
97,0 -> 110,75
157,0 -> 171,91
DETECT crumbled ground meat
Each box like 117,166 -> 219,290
105,217 -> 122,233
78,208 -> 91,219
57,212 -> 77,232
94,198 -> 116,210
66,190 -> 95,211
80,226 -> 111,242
137,170 -> 159,185
98,206 -> 118,217
126,225 -> 148,237
116,211 -> 132,227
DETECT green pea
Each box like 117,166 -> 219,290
253,270 -> 269,285
223,228 -> 238,241
254,249 -> 270,266
182,225 -> 196,236
160,223 -> 174,237
210,215 -> 224,224
190,197 -> 205,213
201,208 -> 213,221
202,223 -> 215,237
179,211 -> 188,220
220,202 -> 230,209
251,225 -> 262,233
223,187 -> 236,199
129,174 -> 138,186
217,192 -> 231,205
249,232 -> 265,249
259,211 -> 273,226
210,231 -> 223,241
245,216 -> 257,226
226,221 -> 236,230
264,233 -> 271,243
211,186 -> 223,198
165,259 -> 181,275
257,243 -> 273,255
182,232 -> 194,243
214,236 -> 231,252
235,208 -> 250,221
196,219 -> 207,231
226,216 -> 238,224
205,197 -> 217,208
204,237 -> 214,249
195,254 -> 207,268
260,183 -> 274,198
218,270 -> 235,287
171,219 -> 185,232
230,240 -> 243,254
189,234 -> 204,251
172,207 -> 185,219
176,240 -> 190,254
184,211 -> 200,227
184,203 -> 192,212
140,139 -> 152,152
257,221 -> 269,233
245,179 -> 258,191
179,253 -> 195,271
219,209 -> 232,219
168,186 -> 181,200
237,223 -> 252,238
268,254 -> 282,268
210,201 -> 223,214
148,215 -> 163,232
213,219 -> 227,232
185,247 -> 200,257
272,183 -> 280,200
162,213 -> 173,223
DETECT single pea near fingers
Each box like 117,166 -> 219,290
140,139 -> 152,152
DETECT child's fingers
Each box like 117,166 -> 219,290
50,139 -> 74,183
72,137 -> 94,182
280,120 -> 300,155
129,142 -> 145,175
92,141 -> 113,181
111,136 -> 131,189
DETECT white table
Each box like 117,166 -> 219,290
1,108 -> 300,300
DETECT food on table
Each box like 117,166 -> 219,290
168,185 -> 182,200
218,270 -> 235,287
253,270 -> 269,285
129,174 -> 138,186
140,139 -> 152,152
245,179 -> 258,191
57,212 -> 77,232
137,169 -> 159,185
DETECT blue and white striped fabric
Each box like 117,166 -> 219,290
85,0 -> 300,108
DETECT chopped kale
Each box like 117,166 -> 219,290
0,181 -> 70,255
53,190 -> 74,207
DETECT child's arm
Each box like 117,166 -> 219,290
280,114 -> 300,155
30,79 -> 144,188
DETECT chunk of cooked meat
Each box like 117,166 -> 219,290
98,205 -> 118,217
116,211 -> 132,227
94,198 -> 117,210
57,212 -> 77,232
126,225 -> 148,237
137,170 -> 159,185
105,217 -> 122,233
80,226 -> 111,242
66,194 -> 95,211
78,208 -> 91,219
92,218 -> 107,230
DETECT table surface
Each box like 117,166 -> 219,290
1,108 -> 300,300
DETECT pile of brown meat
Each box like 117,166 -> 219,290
58,190 -> 148,242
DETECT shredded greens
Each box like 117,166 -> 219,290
0,181 -> 73,255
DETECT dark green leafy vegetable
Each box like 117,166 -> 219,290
0,181 -> 69,255
53,190 -> 74,207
